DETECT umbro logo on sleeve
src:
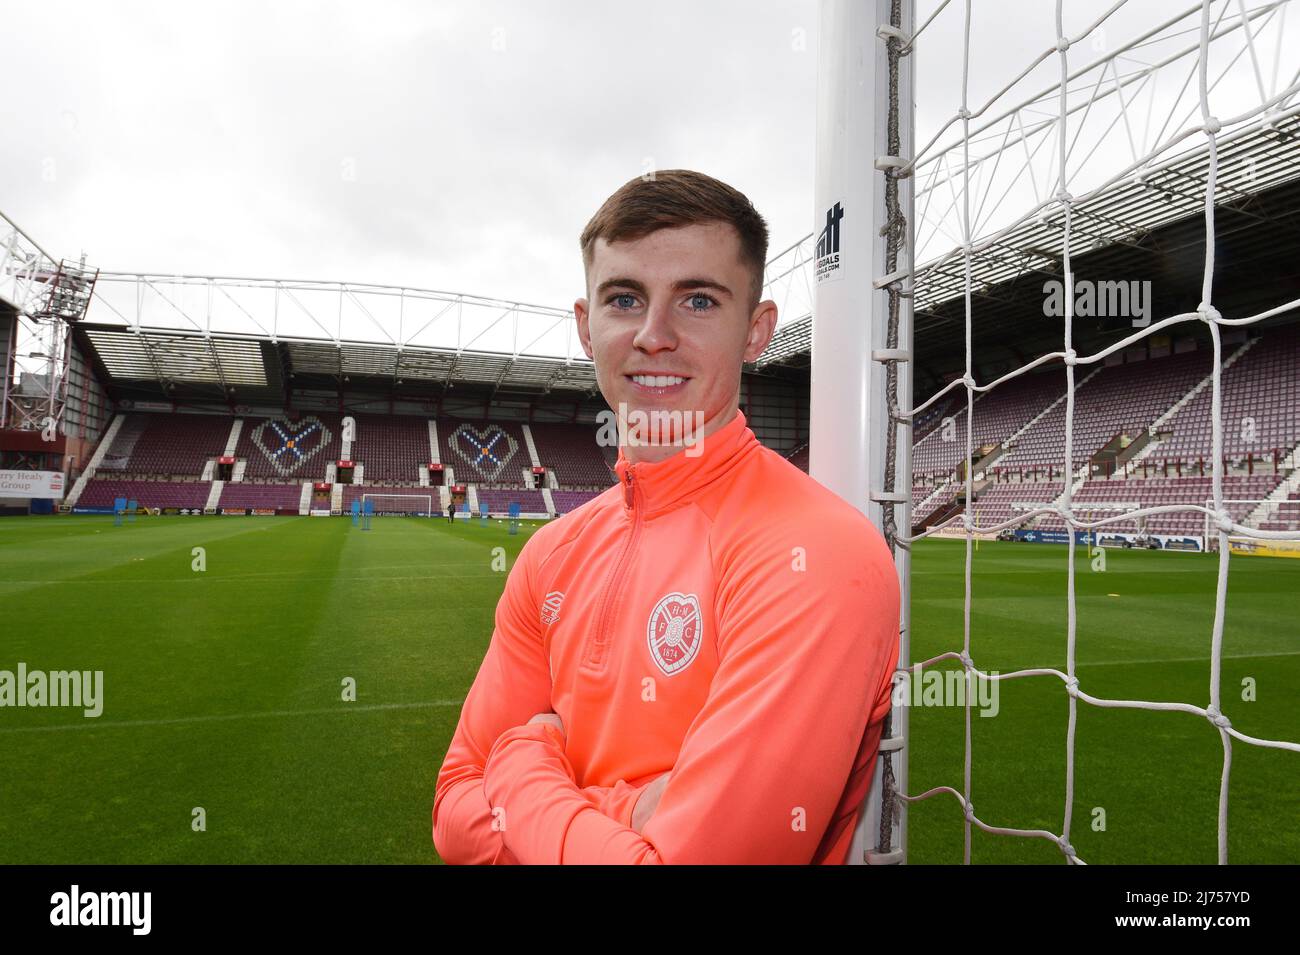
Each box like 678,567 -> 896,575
541,591 -> 565,627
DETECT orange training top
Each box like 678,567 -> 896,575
432,408 -> 900,864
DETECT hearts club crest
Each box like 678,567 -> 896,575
647,592 -> 703,676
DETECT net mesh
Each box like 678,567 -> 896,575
875,0 -> 1300,864
360,493 -> 433,516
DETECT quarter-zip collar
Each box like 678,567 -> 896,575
612,408 -> 758,519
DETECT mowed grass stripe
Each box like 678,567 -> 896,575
906,539 -> 1299,864
0,519 -> 1294,863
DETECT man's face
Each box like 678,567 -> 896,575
574,221 -> 776,458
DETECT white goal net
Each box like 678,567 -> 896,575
816,0 -> 1300,865
361,493 -> 433,516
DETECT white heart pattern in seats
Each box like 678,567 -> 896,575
249,416 -> 333,476
451,423 -> 519,482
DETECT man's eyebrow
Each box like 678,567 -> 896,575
595,277 -> 734,299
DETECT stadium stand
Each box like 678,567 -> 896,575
1034,475 -> 1279,536
1262,493 -> 1300,533
476,487 -> 547,514
79,479 -> 211,510
58,325 -> 1300,541
526,421 -> 616,487
217,483 -> 304,511
1139,325 -> 1300,470
437,418 -> 530,485
966,480 -> 1064,530
903,328 -> 1300,537
350,413 -> 430,485
912,368 -> 1065,477
237,412 -> 342,481
911,395 -> 957,445
994,350 -> 1210,471
95,412 -> 230,478
551,489 -> 606,514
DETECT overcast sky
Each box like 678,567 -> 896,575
2,0 -> 1287,316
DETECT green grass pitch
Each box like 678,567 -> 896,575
0,516 -> 1295,863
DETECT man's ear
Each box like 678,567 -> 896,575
575,297 -> 595,360
742,299 -> 779,363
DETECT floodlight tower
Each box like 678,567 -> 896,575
0,210 -> 97,437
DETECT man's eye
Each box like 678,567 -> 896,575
688,293 -> 718,311
608,293 -> 637,310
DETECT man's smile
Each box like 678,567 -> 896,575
625,372 -> 691,396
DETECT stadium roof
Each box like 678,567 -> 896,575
40,110 -> 1300,405
756,110 -> 1300,390
14,7 -> 1300,404
72,321 -> 608,406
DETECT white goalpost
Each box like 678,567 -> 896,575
815,0 -> 1300,865
814,0 -> 914,865
361,493 -> 433,516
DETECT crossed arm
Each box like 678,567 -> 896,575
432,521 -> 899,865
434,713 -> 664,865
431,535 -> 664,864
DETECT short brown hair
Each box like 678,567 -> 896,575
579,169 -> 770,312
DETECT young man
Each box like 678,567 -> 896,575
432,169 -> 900,864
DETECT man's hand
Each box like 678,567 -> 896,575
631,772 -> 670,835
523,713 -> 665,836
526,711 -> 565,743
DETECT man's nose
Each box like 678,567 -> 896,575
632,300 -> 678,352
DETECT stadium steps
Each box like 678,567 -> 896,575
913,481 -> 956,523
299,483 -> 312,515
521,424 -> 542,467
920,499 -> 964,532
340,420 -> 353,460
1062,461 -> 1093,502
909,390 -> 987,472
1122,338 -> 1256,475
231,458 -> 247,482
1242,448 -> 1300,528
972,444 -> 1006,474
541,487 -> 556,516
428,420 -> 440,463
223,418 -> 243,457
999,366 -> 1102,461
205,480 -> 224,511
1058,351 -> 1231,503
466,485 -> 480,514
1113,428 -> 1158,471
65,413 -> 126,507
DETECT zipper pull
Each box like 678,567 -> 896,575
624,466 -> 635,508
